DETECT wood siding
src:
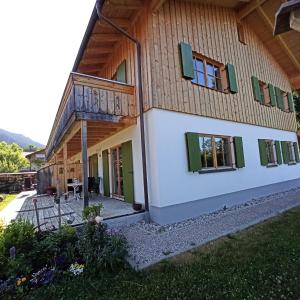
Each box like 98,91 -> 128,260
92,0 -> 296,132
148,0 -> 296,132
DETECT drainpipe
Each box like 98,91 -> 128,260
95,0 -> 150,216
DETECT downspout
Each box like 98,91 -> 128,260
95,0 -> 150,215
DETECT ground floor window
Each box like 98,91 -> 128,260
265,140 -> 277,165
287,142 -> 296,163
199,135 -> 232,169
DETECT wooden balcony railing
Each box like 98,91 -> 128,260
46,72 -> 136,159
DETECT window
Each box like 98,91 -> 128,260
259,81 -> 270,106
265,140 -> 277,165
287,142 -> 296,163
199,135 -> 232,169
192,56 -> 222,91
283,92 -> 289,112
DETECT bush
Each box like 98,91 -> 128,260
77,222 -> 127,272
82,204 -> 103,221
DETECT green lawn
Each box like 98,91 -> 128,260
0,194 -> 17,212
25,207 -> 300,300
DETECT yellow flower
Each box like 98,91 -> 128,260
21,277 -> 26,282
16,279 -> 22,286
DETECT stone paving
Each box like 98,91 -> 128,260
122,187 -> 300,269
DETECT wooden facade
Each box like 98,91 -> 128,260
72,0 -> 299,135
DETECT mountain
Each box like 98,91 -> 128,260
0,128 -> 44,149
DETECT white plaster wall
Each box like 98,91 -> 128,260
147,108 -> 300,208
69,123 -> 144,204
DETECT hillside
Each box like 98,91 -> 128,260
0,128 -> 44,149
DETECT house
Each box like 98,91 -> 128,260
44,0 -> 300,224
25,149 -> 46,171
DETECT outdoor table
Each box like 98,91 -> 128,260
67,182 -> 83,200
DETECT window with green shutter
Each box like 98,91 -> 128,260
185,132 -> 201,171
275,141 -> 282,165
116,60 -> 127,83
179,42 -> 194,79
258,139 -> 268,166
226,64 -> 238,94
268,84 -> 277,107
293,142 -> 300,163
233,136 -> 245,168
251,76 -> 262,102
186,132 -> 244,173
281,141 -> 289,164
288,93 -> 295,112
275,87 -> 285,110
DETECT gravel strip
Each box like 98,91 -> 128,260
121,186 -> 300,269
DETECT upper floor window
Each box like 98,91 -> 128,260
259,81 -> 270,106
192,56 -> 222,92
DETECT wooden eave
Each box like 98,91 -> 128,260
237,0 -> 300,89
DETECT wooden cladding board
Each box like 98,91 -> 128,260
73,84 -> 135,117
147,0 -> 296,132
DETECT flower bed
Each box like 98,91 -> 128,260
0,204 -> 127,298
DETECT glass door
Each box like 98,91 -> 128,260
111,145 -> 124,199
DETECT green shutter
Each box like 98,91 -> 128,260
281,141 -> 289,164
122,141 -> 134,203
116,60 -> 126,83
92,154 -> 99,178
226,64 -> 238,94
185,132 -> 201,171
258,139 -> 268,166
233,137 -> 245,168
179,42 -> 194,79
287,93 -> 295,112
275,87 -> 284,110
275,141 -> 282,165
251,76 -> 262,102
268,84 -> 277,107
102,150 -> 110,197
293,142 -> 300,163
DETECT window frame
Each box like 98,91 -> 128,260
287,142 -> 296,163
259,80 -> 271,106
198,133 -> 235,171
191,53 -> 224,93
265,139 -> 277,166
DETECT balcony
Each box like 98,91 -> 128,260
46,73 -> 136,159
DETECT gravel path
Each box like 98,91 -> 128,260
122,186 -> 300,269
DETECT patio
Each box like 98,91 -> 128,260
15,193 -> 137,230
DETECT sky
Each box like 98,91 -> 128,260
0,0 -> 96,145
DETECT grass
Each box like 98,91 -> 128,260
0,194 -> 17,212
24,207 -> 300,299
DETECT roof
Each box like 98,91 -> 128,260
25,148 -> 46,159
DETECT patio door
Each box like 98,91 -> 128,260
111,146 -> 124,199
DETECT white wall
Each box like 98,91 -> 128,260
147,108 -> 300,208
69,123 -> 145,204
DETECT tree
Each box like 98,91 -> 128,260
294,90 -> 300,129
0,142 -> 29,173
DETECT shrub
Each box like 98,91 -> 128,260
82,204 -> 103,221
77,222 -> 127,272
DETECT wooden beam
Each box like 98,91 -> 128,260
90,33 -> 122,43
97,18 -> 130,28
257,6 -> 300,73
107,0 -> 143,10
237,0 -> 267,20
81,120 -> 89,207
150,0 -> 166,12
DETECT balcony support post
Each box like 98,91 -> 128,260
81,120 -> 89,207
63,144 -> 68,194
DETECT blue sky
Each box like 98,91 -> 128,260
0,0 -> 95,145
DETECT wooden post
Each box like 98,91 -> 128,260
81,120 -> 89,207
63,144 -> 68,193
